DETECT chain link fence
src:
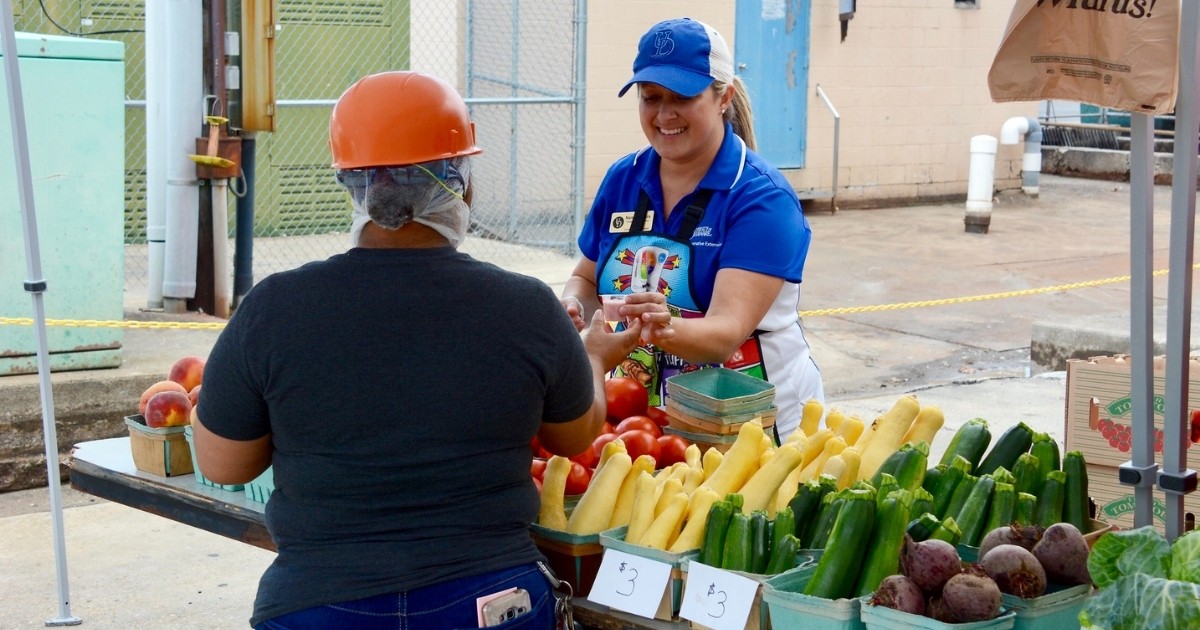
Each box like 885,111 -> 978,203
14,0 -> 582,302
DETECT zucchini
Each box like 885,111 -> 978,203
1062,450 -> 1090,532
1011,452 -> 1042,497
943,474 -> 978,522
1034,470 -> 1067,528
699,500 -> 734,567
766,534 -> 800,574
803,489 -> 877,599
930,516 -> 963,545
932,457 -> 970,518
983,481 -> 1017,533
906,512 -> 943,542
750,510 -> 770,573
938,418 -> 992,471
923,466 -> 942,495
990,465 -> 1016,486
855,489 -> 913,596
977,422 -> 1035,476
788,480 -> 824,545
726,492 -> 745,513
954,475 -> 996,546
772,505 -> 796,555
869,441 -> 929,492
722,512 -> 752,571
1030,432 -> 1061,479
1014,492 -> 1037,526
875,473 -> 899,510
807,492 -> 846,549
911,487 -> 935,520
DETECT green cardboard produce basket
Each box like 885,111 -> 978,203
665,368 -> 775,416
528,522 -> 603,597
761,565 -> 865,630
599,526 -> 699,621
244,467 -> 275,503
1000,582 -> 1091,630
860,601 -> 1015,629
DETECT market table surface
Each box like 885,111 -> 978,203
66,437 -> 683,630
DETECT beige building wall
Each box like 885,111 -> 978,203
585,0 -> 1040,210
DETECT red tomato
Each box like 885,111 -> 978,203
565,462 -> 592,495
645,406 -> 670,429
533,477 -> 543,492
530,435 -> 542,456
592,432 -> 621,458
601,421 -> 617,435
605,377 -> 649,421
620,429 -> 661,462
615,415 -> 662,438
530,458 -> 547,480
656,435 -> 689,468
570,446 -> 598,469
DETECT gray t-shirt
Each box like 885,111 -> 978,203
198,246 -> 593,626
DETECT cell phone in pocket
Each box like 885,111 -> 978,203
480,588 -> 532,627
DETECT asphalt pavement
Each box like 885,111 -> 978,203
2,174 -> 1198,628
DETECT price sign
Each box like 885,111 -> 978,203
678,561 -> 760,630
587,549 -> 673,618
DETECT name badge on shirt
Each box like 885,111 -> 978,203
609,211 -> 655,234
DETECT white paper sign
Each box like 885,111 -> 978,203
586,549 -> 673,618
678,561 -> 760,630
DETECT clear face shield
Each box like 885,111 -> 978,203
337,157 -> 471,248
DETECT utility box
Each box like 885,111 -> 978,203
0,33 -> 125,375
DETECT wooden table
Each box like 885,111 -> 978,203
66,437 -> 682,629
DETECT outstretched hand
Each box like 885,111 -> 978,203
580,311 -> 643,372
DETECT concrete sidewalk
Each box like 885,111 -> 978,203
3,173 -> 1198,628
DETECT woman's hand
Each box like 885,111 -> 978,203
621,292 -> 676,344
561,296 -> 587,332
580,311 -> 643,372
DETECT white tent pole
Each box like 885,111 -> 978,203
1161,0 -> 1200,543
1125,112 -> 1157,529
0,1 -> 81,626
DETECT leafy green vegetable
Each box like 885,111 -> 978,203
1079,573 -> 1200,630
1168,530 -> 1200,584
1087,526 -> 1171,588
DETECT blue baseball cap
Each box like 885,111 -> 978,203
619,18 -> 735,98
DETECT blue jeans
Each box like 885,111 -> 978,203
254,563 -> 556,629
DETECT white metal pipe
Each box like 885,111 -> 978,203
162,0 -> 203,307
1000,116 -> 1042,196
144,1 -> 166,308
965,135 -> 997,233
213,180 -> 231,318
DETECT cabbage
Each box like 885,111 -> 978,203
1079,573 -> 1200,630
1168,530 -> 1200,584
1087,526 -> 1171,588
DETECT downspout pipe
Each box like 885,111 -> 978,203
1000,116 -> 1042,197
162,0 -> 203,312
965,135 -> 998,234
144,1 -> 166,308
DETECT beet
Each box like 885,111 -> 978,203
978,523 -> 1043,560
1032,522 -> 1092,585
869,575 -> 926,615
927,595 -> 954,623
980,543 -> 1047,598
900,535 -> 963,595
942,572 -> 1002,622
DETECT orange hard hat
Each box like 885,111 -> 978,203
329,71 -> 482,170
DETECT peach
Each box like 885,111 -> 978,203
144,391 -> 193,428
139,380 -> 188,416
168,355 -> 206,392
187,384 -> 201,409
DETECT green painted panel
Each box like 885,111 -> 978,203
0,40 -> 126,372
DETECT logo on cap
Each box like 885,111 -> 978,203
652,30 -> 675,58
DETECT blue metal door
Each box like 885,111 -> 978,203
735,0 -> 811,168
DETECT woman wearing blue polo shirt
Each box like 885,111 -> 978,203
562,17 -> 824,441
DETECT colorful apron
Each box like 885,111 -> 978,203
597,189 -> 771,418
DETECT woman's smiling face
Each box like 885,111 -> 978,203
638,82 -> 731,168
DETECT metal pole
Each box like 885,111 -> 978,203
1121,113 -> 1158,528
572,0 -> 588,256
233,132 -> 256,308
0,1 -> 81,625
1160,0 -> 1200,542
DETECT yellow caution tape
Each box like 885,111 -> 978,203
0,264 -> 1191,329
